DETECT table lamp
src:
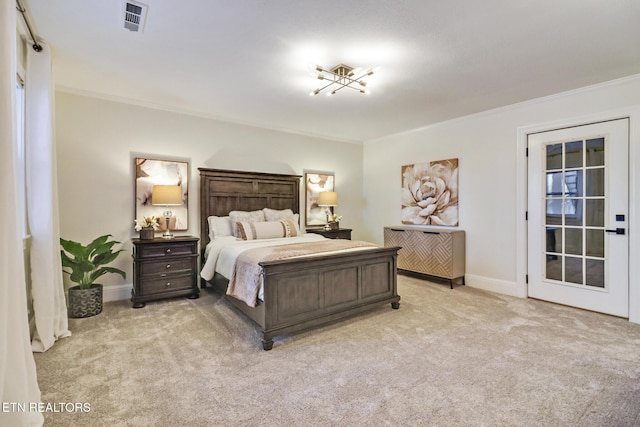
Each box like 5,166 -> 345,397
152,185 -> 182,239
317,191 -> 338,231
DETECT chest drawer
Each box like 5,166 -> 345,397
140,274 -> 194,295
139,257 -> 196,276
137,242 -> 195,259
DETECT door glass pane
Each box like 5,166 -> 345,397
565,141 -> 583,168
564,170 -> 582,197
565,228 -> 582,255
586,168 -> 604,197
546,256 -> 562,281
546,227 -> 562,254
546,143 -> 563,170
545,201 -> 563,225
545,170 -> 564,226
546,171 -> 563,197
565,257 -> 583,285
586,229 -> 604,257
564,199 -> 583,226
585,259 -> 605,288
586,138 -> 605,166
585,199 -> 604,227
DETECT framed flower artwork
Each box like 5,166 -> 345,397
401,158 -> 459,226
304,171 -> 335,227
135,157 -> 189,231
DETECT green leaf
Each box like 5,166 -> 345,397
90,267 -> 126,283
60,235 -> 125,287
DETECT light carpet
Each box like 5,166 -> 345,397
34,276 -> 640,426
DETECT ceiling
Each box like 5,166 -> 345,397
22,0 -> 640,143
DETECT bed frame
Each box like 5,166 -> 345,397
199,168 -> 401,350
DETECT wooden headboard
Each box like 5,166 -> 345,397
199,168 -> 302,249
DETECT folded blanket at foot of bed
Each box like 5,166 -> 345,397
227,239 -> 378,307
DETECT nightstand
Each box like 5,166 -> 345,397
306,228 -> 352,240
131,236 -> 199,308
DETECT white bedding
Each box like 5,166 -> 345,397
201,234 -> 327,281
200,233 -> 378,301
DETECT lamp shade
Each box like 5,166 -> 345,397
151,185 -> 182,206
317,191 -> 338,206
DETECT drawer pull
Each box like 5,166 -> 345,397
166,264 -> 171,269
160,274 -> 167,278
166,248 -> 171,254
390,229 -> 405,232
423,231 -> 440,235
166,282 -> 171,287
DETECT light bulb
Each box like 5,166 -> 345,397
307,63 -> 323,72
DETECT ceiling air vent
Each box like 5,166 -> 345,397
123,1 -> 148,32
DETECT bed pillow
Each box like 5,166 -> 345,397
229,210 -> 266,237
207,216 -> 233,240
263,208 -> 300,225
237,219 -> 301,240
263,208 -> 293,220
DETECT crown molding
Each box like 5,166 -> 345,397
55,85 -> 363,145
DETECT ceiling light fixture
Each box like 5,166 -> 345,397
308,64 -> 378,97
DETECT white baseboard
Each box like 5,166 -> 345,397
103,283 -> 133,302
464,274 -> 525,298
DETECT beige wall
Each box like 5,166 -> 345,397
56,74 -> 640,319
55,92 -> 364,300
362,74 -> 640,321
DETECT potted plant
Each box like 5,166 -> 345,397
329,213 -> 342,230
60,234 -> 126,318
134,215 -> 159,240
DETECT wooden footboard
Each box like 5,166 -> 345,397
209,246 -> 401,350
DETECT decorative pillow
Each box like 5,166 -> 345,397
263,208 -> 294,221
262,208 -> 300,225
237,219 -> 301,240
207,216 -> 233,240
282,218 -> 301,236
229,210 -> 265,237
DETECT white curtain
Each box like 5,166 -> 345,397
26,42 -> 71,352
0,0 -> 43,425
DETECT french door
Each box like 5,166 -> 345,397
527,119 -> 629,317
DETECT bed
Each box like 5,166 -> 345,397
199,168 -> 401,350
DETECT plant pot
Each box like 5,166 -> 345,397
68,284 -> 103,318
140,227 -> 155,240
329,221 -> 339,230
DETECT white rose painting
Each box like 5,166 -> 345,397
401,158 -> 459,226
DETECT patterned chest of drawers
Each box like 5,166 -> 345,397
131,236 -> 199,308
384,226 -> 465,288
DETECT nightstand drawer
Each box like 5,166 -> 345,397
139,257 -> 195,276
138,243 -> 195,259
140,274 -> 193,295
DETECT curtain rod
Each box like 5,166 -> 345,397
16,0 -> 42,52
